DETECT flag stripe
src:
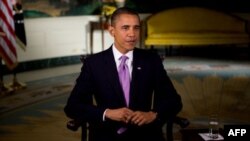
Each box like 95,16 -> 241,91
1,0 -> 15,40
0,23 -> 17,56
0,9 -> 16,39
0,28 -> 17,58
0,34 -> 17,67
0,0 -> 18,69
0,3 -> 17,47
0,45 -> 16,67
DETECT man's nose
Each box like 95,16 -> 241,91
128,29 -> 136,37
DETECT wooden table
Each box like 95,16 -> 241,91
180,128 -> 224,141
89,17 -> 109,54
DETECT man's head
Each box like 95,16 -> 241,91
110,7 -> 140,26
109,7 -> 141,54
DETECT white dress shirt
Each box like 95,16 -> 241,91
112,44 -> 133,77
103,44 -> 133,121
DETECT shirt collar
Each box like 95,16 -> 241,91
112,44 -> 133,61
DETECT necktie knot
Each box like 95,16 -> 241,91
120,55 -> 128,60
119,55 -> 128,65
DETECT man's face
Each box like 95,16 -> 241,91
109,14 -> 140,54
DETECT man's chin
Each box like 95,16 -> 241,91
127,43 -> 137,48
126,46 -> 135,51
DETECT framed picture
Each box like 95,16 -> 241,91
20,0 -> 248,18
21,0 -> 102,18
21,0 -> 137,18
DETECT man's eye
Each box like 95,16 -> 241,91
135,26 -> 140,30
122,26 -> 129,30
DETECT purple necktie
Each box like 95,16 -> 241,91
118,55 -> 130,106
117,55 -> 130,134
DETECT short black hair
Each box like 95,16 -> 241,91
110,7 -> 140,26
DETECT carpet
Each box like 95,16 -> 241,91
0,73 -> 81,141
0,57 -> 250,141
163,57 -> 250,127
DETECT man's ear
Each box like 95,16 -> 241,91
108,26 -> 114,37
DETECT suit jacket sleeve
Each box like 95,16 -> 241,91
64,57 -> 106,123
151,53 -> 182,125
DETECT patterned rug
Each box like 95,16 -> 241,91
164,57 -> 250,78
0,73 -> 81,141
163,57 -> 250,126
0,73 -> 79,114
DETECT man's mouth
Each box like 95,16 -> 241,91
127,40 -> 136,43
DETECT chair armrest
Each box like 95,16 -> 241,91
66,120 -> 83,131
174,116 -> 190,128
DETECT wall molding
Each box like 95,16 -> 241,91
2,55 -> 83,75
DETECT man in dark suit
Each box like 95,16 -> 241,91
64,7 -> 182,141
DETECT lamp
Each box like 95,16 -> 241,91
114,0 -> 126,8
102,5 -> 117,18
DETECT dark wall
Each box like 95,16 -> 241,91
131,0 -> 249,13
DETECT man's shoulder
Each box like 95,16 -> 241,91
83,48 -> 111,63
134,48 -> 160,58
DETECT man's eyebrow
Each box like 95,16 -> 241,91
121,24 -> 140,27
121,25 -> 129,28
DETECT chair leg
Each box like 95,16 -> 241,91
81,123 -> 88,141
166,121 -> 174,141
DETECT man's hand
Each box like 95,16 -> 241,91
130,111 -> 157,126
105,108 -> 157,126
105,107 -> 134,123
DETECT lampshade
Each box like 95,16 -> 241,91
115,0 -> 126,8
102,5 -> 116,17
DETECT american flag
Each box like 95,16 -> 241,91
0,0 -> 18,70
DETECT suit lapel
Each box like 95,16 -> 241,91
129,48 -> 143,108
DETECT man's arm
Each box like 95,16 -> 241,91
151,53 -> 183,125
64,58 -> 106,123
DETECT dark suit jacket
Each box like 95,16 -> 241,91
64,47 -> 182,141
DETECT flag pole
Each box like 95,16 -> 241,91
7,1 -> 27,91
